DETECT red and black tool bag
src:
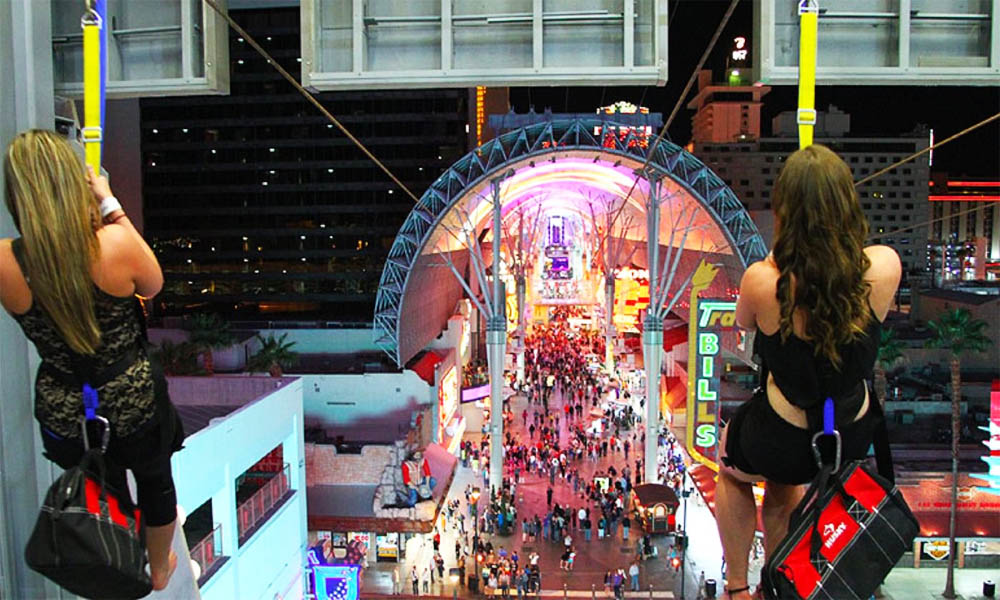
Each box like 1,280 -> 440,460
761,460 -> 919,600
25,449 -> 153,599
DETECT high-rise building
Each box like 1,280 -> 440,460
686,70 -> 770,144
140,7 -> 470,322
689,75 -> 930,280
927,178 -> 1000,281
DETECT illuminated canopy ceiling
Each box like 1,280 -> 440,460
374,118 -> 768,367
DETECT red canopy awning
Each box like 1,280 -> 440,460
409,350 -> 445,385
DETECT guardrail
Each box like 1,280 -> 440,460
238,462 -> 291,541
189,523 -> 223,584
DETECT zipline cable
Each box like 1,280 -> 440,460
854,112 -> 1000,187
865,204 -> 990,244
201,0 -> 421,206
609,0 -> 741,230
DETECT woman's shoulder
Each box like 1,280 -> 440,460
863,245 -> 902,321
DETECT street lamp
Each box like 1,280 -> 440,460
680,485 -> 691,599
470,487 -> 481,553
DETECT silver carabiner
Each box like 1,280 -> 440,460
811,429 -> 842,474
81,415 -> 111,453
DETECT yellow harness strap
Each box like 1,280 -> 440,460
82,6 -> 103,171
797,0 -> 819,149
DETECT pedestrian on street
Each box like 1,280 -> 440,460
546,486 -> 553,507
623,515 -> 630,540
411,565 -> 420,595
629,561 -> 640,592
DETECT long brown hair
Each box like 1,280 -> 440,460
4,130 -> 102,354
771,144 -> 871,368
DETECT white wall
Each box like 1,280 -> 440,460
300,372 -> 432,441
170,378 -> 307,600
256,328 -> 381,355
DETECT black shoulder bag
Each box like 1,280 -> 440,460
760,396 -> 919,600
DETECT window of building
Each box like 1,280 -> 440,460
746,191 -> 755,198
740,179 -> 749,186
849,156 -> 858,163
903,192 -> 912,198
765,179 -> 773,186
879,157 -> 887,163
865,157 -> 873,163
764,202 -> 771,209
905,203 -> 914,210
905,180 -> 914,186
862,203 -> 872,209
765,156 -> 774,163
762,168 -> 770,174
889,192 -> 897,198
762,191 -> 770,198
873,215 -> 883,221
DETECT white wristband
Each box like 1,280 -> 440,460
99,196 -> 122,218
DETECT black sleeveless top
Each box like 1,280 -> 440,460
755,307 -> 881,430
9,238 -> 155,439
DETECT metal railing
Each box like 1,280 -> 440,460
189,523 -> 223,584
237,462 -> 291,541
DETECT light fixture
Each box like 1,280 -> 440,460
151,128 -> 158,134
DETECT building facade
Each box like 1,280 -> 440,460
139,7 -> 470,322
689,80 -> 931,280
169,375 -> 307,600
927,178 -> 1000,282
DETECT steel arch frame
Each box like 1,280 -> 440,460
373,117 -> 768,366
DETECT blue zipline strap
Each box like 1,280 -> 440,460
82,383 -> 99,421
823,397 -> 835,435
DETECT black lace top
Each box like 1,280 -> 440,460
9,238 -> 154,439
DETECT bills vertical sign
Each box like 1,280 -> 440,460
685,261 -> 736,471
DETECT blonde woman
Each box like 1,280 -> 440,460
715,145 -> 901,599
0,130 -> 181,590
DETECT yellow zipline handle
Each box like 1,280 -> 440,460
797,0 -> 819,149
82,7 -> 103,171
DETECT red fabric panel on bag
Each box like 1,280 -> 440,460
842,465 -> 888,513
85,478 -> 102,516
104,490 -> 130,529
778,530 -> 822,599
816,494 -> 861,562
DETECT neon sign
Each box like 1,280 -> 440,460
438,366 -> 458,442
685,262 -> 737,472
311,564 -> 359,600
732,36 -> 748,62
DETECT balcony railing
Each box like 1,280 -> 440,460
237,462 -> 291,542
189,523 -> 224,585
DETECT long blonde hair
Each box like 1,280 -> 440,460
771,144 -> 871,369
4,130 -> 102,354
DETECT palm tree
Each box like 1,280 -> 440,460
247,333 -> 299,377
874,327 -> 904,407
185,313 -> 236,375
151,339 -> 202,376
924,308 -> 992,599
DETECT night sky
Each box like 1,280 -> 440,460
508,0 -> 999,178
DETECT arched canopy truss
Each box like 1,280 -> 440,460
374,118 -> 768,367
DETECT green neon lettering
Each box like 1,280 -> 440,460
698,333 -> 719,355
702,356 -> 714,378
695,424 -> 717,448
696,379 -> 717,401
